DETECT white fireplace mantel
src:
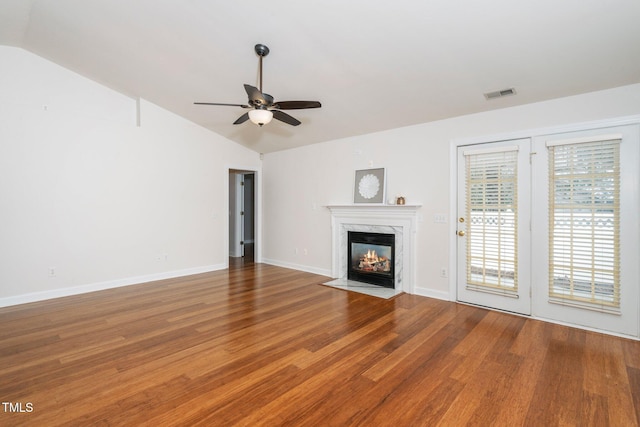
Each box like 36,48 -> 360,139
327,204 -> 421,294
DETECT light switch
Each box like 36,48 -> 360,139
434,214 -> 447,223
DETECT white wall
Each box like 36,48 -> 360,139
0,47 -> 261,306
3,45 -> 639,306
262,83 -> 640,299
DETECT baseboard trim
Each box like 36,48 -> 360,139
413,287 -> 451,301
0,264 -> 227,308
261,260 -> 451,299
261,258 -> 332,277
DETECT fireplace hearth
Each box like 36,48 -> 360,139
348,231 -> 395,288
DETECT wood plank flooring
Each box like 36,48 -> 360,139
1,260 -> 639,426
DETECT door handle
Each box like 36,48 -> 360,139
457,230 -> 465,237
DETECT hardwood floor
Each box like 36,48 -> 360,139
1,261 -> 639,426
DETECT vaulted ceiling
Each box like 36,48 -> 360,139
2,1 -> 639,153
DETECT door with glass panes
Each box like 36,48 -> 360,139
456,138 -> 531,315
530,125 -> 639,336
456,125 -> 639,337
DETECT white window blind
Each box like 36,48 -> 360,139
465,147 -> 518,296
547,138 -> 621,313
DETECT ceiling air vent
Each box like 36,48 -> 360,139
484,88 -> 516,100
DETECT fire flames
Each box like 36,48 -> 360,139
357,249 -> 391,273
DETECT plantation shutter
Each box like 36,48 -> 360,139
464,146 -> 519,297
547,135 -> 621,313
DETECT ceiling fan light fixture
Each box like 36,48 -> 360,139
248,109 -> 273,126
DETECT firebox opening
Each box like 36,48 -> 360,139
348,231 -> 395,288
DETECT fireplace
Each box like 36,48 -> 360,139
328,204 -> 421,294
348,231 -> 395,288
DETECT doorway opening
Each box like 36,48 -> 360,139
229,169 -> 256,263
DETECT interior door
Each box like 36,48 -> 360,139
228,172 -> 244,258
242,173 -> 255,257
456,139 -> 531,315
239,174 -> 245,257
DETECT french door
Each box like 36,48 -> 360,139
530,125 -> 639,336
456,124 -> 640,337
456,138 -> 531,315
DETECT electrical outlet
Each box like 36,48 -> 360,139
304,248 -> 308,255
440,268 -> 447,278
294,248 -> 298,255
48,267 -> 56,277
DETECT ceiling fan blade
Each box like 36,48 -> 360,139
272,110 -> 301,126
233,112 -> 250,125
194,102 -> 250,108
244,84 -> 267,104
273,101 -> 322,110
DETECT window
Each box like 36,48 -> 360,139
547,137 -> 620,312
464,146 -> 518,296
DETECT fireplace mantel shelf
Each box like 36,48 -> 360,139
327,204 -> 422,222
326,204 -> 422,210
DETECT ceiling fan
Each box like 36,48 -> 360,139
194,44 -> 321,127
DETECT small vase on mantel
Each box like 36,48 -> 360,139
396,196 -> 406,205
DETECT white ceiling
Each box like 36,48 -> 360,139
2,1 -> 639,153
